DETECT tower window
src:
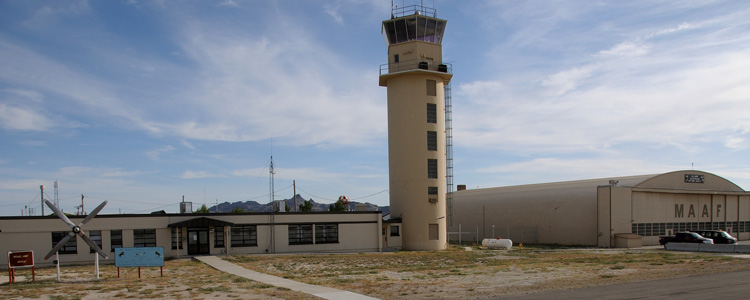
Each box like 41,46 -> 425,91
427,131 -> 437,151
394,54 -> 399,63
427,103 -> 437,123
428,186 -> 438,195
428,159 -> 438,179
426,79 -> 436,96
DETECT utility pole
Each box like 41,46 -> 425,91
40,185 -> 45,216
81,194 -> 85,215
269,156 -> 276,253
293,180 -> 297,212
54,180 -> 60,209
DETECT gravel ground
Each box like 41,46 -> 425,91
3,245 -> 750,300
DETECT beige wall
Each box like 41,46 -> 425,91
382,36 -> 451,251
0,212 -> 382,268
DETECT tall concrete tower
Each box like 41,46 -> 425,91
379,4 -> 452,251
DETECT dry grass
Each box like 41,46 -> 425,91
4,245 -> 750,300
0,258 -> 317,300
226,245 -> 750,299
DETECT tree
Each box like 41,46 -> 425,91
231,207 -> 246,213
285,203 -> 291,212
299,200 -> 313,212
195,204 -> 210,213
329,199 -> 347,212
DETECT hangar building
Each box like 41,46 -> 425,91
449,170 -> 750,247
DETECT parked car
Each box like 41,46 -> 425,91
689,230 -> 737,244
659,232 -> 714,247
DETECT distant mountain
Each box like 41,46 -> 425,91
208,194 -> 389,215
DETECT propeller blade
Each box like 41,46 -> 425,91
45,232 -> 75,260
80,200 -> 107,225
81,233 -> 108,259
45,199 -> 75,229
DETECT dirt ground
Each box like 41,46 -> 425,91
3,245 -> 750,300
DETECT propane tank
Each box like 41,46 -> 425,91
482,238 -> 513,249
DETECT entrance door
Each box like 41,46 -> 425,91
188,228 -> 210,255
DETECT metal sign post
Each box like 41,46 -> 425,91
7,250 -> 35,284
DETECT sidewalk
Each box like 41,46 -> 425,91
194,256 -> 379,300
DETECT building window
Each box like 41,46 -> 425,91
429,224 -> 439,240
230,225 -> 257,247
110,230 -> 122,252
51,232 -> 77,254
394,54 -> 399,63
390,225 -> 400,237
428,159 -> 438,179
289,224 -> 313,245
427,131 -> 437,151
315,224 -> 339,244
426,79 -> 437,96
427,103 -> 437,123
171,227 -> 183,250
428,186 -> 438,195
89,230 -> 102,253
133,229 -> 156,247
215,227 -> 225,248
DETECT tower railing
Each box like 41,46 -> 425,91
380,59 -> 452,76
391,5 -> 437,18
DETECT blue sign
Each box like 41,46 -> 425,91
114,247 -> 165,267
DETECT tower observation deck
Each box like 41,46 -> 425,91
379,4 -> 451,251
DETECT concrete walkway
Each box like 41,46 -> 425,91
194,256 -> 379,300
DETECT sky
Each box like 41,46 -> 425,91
1,0 -> 749,216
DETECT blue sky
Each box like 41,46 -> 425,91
1,0 -> 749,216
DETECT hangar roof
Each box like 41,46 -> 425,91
457,170 -> 745,197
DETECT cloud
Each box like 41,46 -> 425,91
0,104 -> 54,131
232,167 -> 342,182
181,170 -> 225,179
146,145 -> 176,160
324,4 -> 344,24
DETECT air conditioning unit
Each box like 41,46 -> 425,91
418,61 -> 428,69
438,64 -> 447,72
428,198 -> 438,203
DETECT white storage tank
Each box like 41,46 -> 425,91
482,238 -> 513,249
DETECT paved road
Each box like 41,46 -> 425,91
492,270 -> 750,300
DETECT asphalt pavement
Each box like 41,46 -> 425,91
492,269 -> 750,300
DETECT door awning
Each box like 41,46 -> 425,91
168,217 -> 234,228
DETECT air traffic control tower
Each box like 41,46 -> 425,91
379,5 -> 452,251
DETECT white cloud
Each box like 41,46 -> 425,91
145,145 -> 175,160
324,4 -> 344,24
181,170 -> 225,179
0,104 -> 53,131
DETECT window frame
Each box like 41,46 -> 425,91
289,224 -> 314,245
215,227 -> 225,248
51,231 -> 77,254
110,230 -> 122,252
427,103 -> 437,123
390,225 -> 400,237
133,229 -> 157,247
315,223 -> 339,244
230,225 -> 258,247
88,230 -> 102,253
171,227 -> 183,250
427,131 -> 437,151
427,159 -> 438,179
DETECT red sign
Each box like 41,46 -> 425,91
8,251 -> 34,267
